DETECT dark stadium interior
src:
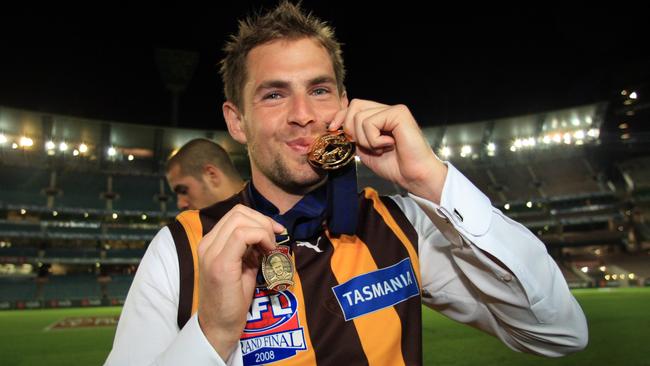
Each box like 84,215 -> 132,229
1,2 -> 649,311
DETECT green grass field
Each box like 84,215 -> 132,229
1,288 -> 648,365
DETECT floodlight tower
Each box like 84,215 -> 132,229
155,48 -> 199,127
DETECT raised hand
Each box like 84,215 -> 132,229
195,204 -> 285,359
328,99 -> 447,203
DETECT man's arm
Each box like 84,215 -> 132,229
391,163 -> 588,357
104,227 -> 226,365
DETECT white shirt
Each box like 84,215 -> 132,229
105,163 -> 588,365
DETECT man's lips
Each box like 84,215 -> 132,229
286,137 -> 315,154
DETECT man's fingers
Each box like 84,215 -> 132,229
218,226 -> 278,266
199,204 -> 284,259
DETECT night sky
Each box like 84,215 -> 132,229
1,2 -> 647,131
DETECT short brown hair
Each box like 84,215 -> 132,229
166,138 -> 240,179
219,1 -> 346,111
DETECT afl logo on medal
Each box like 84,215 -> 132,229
262,246 -> 294,292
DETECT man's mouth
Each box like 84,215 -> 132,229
286,137 -> 315,154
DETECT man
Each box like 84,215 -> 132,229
165,138 -> 245,210
267,254 -> 292,282
106,2 -> 588,365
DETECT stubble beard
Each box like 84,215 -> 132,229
250,146 -> 326,196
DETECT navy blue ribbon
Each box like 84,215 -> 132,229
248,163 -> 358,241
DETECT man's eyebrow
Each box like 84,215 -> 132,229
309,76 -> 336,86
255,80 -> 290,94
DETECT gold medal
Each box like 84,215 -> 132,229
259,231 -> 293,291
308,130 -> 356,170
262,245 -> 294,292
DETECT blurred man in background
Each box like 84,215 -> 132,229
165,138 -> 244,211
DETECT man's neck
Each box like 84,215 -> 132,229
251,173 -> 325,214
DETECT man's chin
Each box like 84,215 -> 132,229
280,169 -> 326,194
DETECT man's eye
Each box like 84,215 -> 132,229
264,92 -> 282,100
312,88 -> 329,96
174,187 -> 188,195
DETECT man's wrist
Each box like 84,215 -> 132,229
198,313 -> 240,360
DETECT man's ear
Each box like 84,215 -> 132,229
223,101 -> 247,144
340,90 -> 349,108
203,164 -> 222,187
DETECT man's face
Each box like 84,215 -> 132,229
271,257 -> 285,276
232,37 -> 348,193
166,164 -> 217,210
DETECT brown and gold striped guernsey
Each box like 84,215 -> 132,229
167,186 -> 423,365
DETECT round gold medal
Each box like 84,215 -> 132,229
308,130 -> 356,170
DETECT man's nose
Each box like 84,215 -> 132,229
176,196 -> 190,211
288,95 -> 316,127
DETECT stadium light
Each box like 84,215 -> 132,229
19,136 -> 33,147
11,142 -> 18,149
127,154 -> 134,161
79,143 -> 88,153
354,156 -> 361,162
612,274 -> 618,280
605,274 -> 610,280
460,145 -> 472,158
73,149 -> 80,156
59,142 -> 68,152
580,266 -> 588,273
0,134 -> 7,144
112,213 -> 118,220
585,116 -> 593,125
552,133 -> 562,143
629,273 -> 635,279
587,128 -> 599,138
504,203 -> 510,210
526,201 -> 533,208
83,212 -> 89,218
141,214 -> 148,220
107,146 -> 117,157
571,118 -> 580,126
440,146 -> 452,158
45,140 -> 56,150
574,130 -> 585,139
629,91 -> 638,100
52,211 -> 58,217
20,209 -> 26,215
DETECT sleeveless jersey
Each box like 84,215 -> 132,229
167,187 -> 423,365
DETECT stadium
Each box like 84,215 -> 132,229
1,3 -> 649,366
1,82 -> 649,364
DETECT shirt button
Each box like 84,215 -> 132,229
453,209 -> 464,222
501,274 -> 513,282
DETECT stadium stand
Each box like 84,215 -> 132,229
1,84 -> 649,309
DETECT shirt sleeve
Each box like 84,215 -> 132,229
389,162 -> 589,357
104,227 -> 239,366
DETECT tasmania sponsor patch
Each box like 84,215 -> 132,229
332,258 -> 420,321
241,288 -> 306,365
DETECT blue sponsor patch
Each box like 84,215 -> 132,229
332,258 -> 420,321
